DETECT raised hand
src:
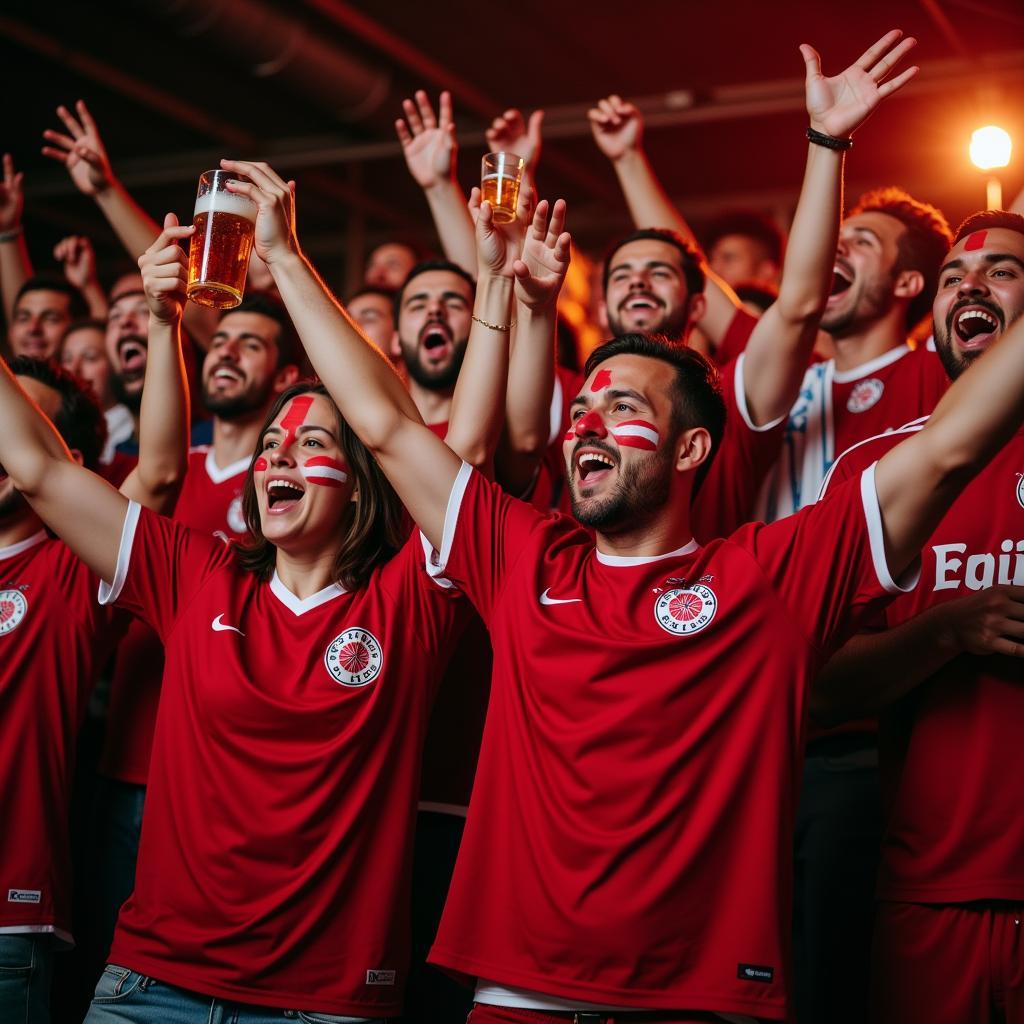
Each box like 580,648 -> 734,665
486,108 -> 544,181
469,185 -> 531,280
219,159 -> 297,266
801,29 -> 918,140
41,100 -> 116,196
395,90 -> 457,190
513,199 -> 571,312
53,235 -> 98,291
588,95 -> 643,162
138,213 -> 193,324
0,155 -> 24,232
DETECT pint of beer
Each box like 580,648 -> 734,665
481,152 -> 525,224
187,170 -> 258,309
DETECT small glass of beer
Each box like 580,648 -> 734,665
187,170 -> 258,309
481,152 -> 525,224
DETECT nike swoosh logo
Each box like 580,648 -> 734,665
539,589 -> 583,606
211,614 -> 245,636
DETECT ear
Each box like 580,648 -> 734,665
389,329 -> 401,361
673,426 -> 713,475
349,486 -> 359,504
597,299 -> 610,333
685,292 -> 707,327
68,448 -> 85,468
893,269 -> 925,301
273,364 -> 301,393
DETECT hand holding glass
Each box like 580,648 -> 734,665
481,152 -> 525,224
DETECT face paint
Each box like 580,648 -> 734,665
277,394 -> 315,452
563,428 -> 575,443
300,455 -> 349,488
609,419 -> 660,451
573,409 -> 608,438
590,368 -> 612,393
253,456 -> 268,472
964,231 -> 987,252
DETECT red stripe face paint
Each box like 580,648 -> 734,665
590,368 -> 612,393
253,457 -> 268,473
563,428 -> 575,443
964,231 -> 987,252
609,419 -> 660,451
574,409 -> 608,438
277,394 -> 315,453
300,455 -> 349,488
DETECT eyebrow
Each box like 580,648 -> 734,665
940,253 -> 1024,276
263,423 -> 338,441
850,226 -> 882,244
211,331 -> 269,344
569,386 -> 650,410
608,259 -> 680,276
402,289 -> 471,306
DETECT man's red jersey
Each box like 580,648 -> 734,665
427,462 -> 913,1020
100,447 -> 251,784
102,504 -> 462,1015
823,421 -> 1024,903
0,532 -> 118,940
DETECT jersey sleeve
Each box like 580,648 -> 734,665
732,464 -> 919,651
426,461 -> 549,622
97,501 -> 234,640
690,353 -> 787,540
713,307 -> 759,367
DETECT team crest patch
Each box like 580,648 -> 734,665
227,495 -> 247,535
847,378 -> 884,413
0,589 -> 28,637
324,628 -> 383,687
655,584 -> 717,636
1017,474 -> 1024,511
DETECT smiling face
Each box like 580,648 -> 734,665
603,239 -> 697,342
565,354 -> 680,531
9,289 -> 73,360
396,269 -> 473,391
933,227 -> 1024,380
105,283 -> 150,410
202,311 -> 284,420
60,325 -> 115,410
253,392 -> 355,555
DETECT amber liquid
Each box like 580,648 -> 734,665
187,210 -> 255,309
481,173 -> 520,223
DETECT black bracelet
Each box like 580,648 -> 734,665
806,126 -> 853,151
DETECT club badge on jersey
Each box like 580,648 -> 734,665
846,378 -> 885,414
227,495 -> 247,535
654,581 -> 718,636
1016,473 -> 1024,511
324,627 -> 383,687
0,586 -> 28,636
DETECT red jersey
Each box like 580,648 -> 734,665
0,532 -> 118,940
756,342 -> 948,522
102,504 -> 463,1014
427,462 -> 911,1019
100,446 -> 251,784
823,421 -> 1024,903
529,366 -> 585,515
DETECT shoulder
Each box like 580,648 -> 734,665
821,420 -> 926,497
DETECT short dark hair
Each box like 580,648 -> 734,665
220,293 -> 300,370
60,317 -> 108,348
584,333 -> 725,491
347,285 -> 396,306
9,356 -> 106,470
602,228 -> 705,300
849,187 -> 953,331
14,275 -> 88,320
952,209 -> 1024,246
234,381 -> 406,591
733,281 -> 778,314
394,259 -> 476,321
703,210 -> 784,266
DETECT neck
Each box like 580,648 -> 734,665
0,512 -> 45,551
829,307 -> 908,372
212,412 -> 264,468
408,379 -> 453,426
273,544 -> 340,599
594,492 -> 694,558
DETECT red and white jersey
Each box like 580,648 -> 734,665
823,421 -> 1024,903
100,446 -> 252,784
102,504 -> 463,1014
756,342 -> 948,522
427,462 -> 912,1019
0,533 -> 118,940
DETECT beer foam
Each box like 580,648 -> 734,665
193,188 -> 257,222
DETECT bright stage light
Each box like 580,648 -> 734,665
970,125 -> 1012,171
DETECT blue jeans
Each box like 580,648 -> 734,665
84,965 -> 391,1024
0,934 -> 53,1024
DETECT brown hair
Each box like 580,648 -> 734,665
234,381 -> 406,590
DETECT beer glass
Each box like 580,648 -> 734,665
187,170 -> 258,309
481,152 -> 525,224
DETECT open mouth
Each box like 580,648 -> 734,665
952,304 -> 1001,349
209,363 -> 244,387
117,337 -> 148,377
829,263 -> 853,300
621,294 -> 662,315
267,477 -> 305,513
575,447 -> 616,486
420,324 -> 452,362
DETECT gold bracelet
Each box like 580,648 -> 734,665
471,313 -> 516,332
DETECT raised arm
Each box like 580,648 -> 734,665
740,30 -> 919,425
53,235 -> 107,319
0,154 -> 33,324
486,107 -> 544,187
395,91 -> 476,275
221,159 -> 462,549
118,215 -> 192,513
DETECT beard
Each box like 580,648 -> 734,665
933,301 -> 1017,381
570,446 -> 672,532
0,485 -> 28,522
820,272 -> 894,338
400,336 -> 468,392
607,303 -> 690,344
202,377 -> 275,421
112,373 -> 142,414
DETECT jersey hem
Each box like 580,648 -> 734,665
428,949 -> 786,1018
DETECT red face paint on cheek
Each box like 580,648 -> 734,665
300,455 -> 349,488
590,368 -> 612,393
964,231 -> 987,252
564,428 -> 575,443
253,457 -> 268,472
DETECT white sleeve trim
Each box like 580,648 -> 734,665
861,463 -> 920,595
98,500 -> 142,605
734,352 -> 787,433
423,460 -> 473,584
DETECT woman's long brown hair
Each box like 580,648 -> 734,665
234,381 -> 405,591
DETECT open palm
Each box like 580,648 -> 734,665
395,91 -> 456,189
514,199 -> 571,311
41,101 -> 114,196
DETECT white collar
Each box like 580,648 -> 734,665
831,344 -> 910,384
269,571 -> 347,615
0,530 -> 48,561
203,447 -> 251,485
595,538 -> 699,567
